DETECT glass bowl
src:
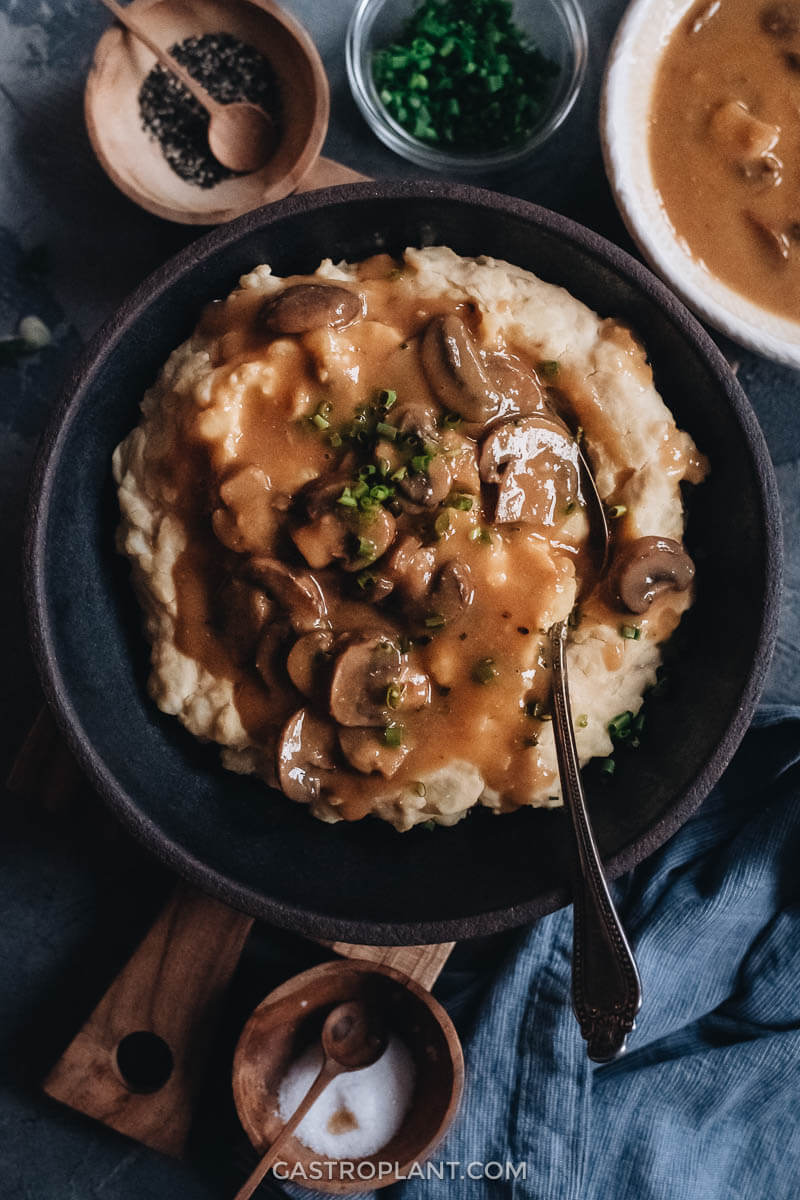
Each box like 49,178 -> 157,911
346,0 -> 587,173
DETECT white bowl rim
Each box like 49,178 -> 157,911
601,0 -> 800,369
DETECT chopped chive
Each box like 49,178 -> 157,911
538,359 -> 560,378
358,464 -> 377,478
358,537 -> 378,561
337,487 -> 357,508
376,421 -> 397,440
410,453 -> 433,473
434,510 -> 451,537
420,819 -> 436,831
469,526 -> 492,544
447,493 -> 474,511
414,780 -> 427,797
472,657 -> 498,684
576,713 -> 589,728
386,682 -> 405,709
425,613 -> 446,628
601,757 -> 616,777
607,504 -> 628,519
378,388 -> 397,408
356,571 -> 375,590
312,412 -> 330,430
441,411 -> 462,428
608,711 -> 634,740
328,431 -> 343,448
383,722 -> 405,747
390,466 -> 407,481
621,624 -> 641,640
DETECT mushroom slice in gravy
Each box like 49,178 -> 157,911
329,636 -> 429,728
260,283 -> 363,334
614,536 -> 696,614
277,708 -> 339,805
421,314 -> 502,423
247,558 -> 330,633
479,415 -> 582,527
338,727 -> 410,777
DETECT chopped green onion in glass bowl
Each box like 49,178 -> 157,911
346,0 -> 587,173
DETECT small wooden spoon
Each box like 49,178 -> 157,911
96,0 -> 276,173
233,1000 -> 387,1200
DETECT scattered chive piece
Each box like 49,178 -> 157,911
469,526 -> 492,544
329,431 -> 343,448
391,466 -> 408,481
434,510 -> 451,537
608,711 -> 634,740
621,624 -> 641,640
421,819 -> 436,831
378,388 -> 397,408
576,713 -> 589,728
447,492 -> 474,511
383,723 -> 405,747
357,570 -> 375,590
425,613 -> 446,628
414,781 -> 427,797
337,487 -> 358,508
472,657 -> 498,684
607,504 -> 628,519
376,421 -> 398,440
386,682 -> 405,710
312,412 -> 330,430
538,359 -> 560,378
358,537 -> 378,561
410,452 -> 433,473
601,757 -> 616,777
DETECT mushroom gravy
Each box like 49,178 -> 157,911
114,247 -> 707,830
650,0 -> 800,321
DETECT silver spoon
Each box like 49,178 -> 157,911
548,444 -> 642,1063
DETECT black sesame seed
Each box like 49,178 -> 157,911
138,33 -> 281,189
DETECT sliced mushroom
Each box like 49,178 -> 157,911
614,536 -> 696,614
338,727 -> 409,778
380,535 -> 436,603
760,1 -> 800,36
215,578 -> 274,661
709,101 -> 780,167
246,557 -> 329,632
341,507 -> 397,572
211,466 -> 275,554
394,403 -> 439,441
479,415 -> 582,526
286,630 -> 334,698
398,455 -> 453,509
329,636 -> 404,727
421,314 -> 501,424
254,620 -> 293,692
260,284 -> 362,335
429,560 -> 475,623
277,708 -> 338,805
291,513 -> 349,569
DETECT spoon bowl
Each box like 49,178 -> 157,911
233,959 -> 463,1193
207,101 -> 278,173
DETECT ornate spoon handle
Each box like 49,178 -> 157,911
549,621 -> 642,1062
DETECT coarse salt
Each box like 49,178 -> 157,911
277,1035 -> 416,1160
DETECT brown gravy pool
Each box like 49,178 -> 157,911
650,0 -> 800,321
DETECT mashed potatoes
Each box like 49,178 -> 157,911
113,247 -> 707,830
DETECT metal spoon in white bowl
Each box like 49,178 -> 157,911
548,443 -> 642,1063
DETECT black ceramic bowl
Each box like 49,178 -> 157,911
25,182 -> 781,944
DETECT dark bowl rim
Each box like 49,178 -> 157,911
23,179 -> 783,945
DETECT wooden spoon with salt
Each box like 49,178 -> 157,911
233,1000 -> 387,1200
95,0 -> 277,172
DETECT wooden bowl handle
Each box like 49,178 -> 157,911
43,882 -> 253,1157
294,155 -> 369,192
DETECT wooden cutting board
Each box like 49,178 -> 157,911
9,709 -> 453,1158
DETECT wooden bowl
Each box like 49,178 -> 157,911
84,0 -> 330,224
232,961 -> 464,1193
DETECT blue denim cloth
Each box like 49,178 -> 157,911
283,706 -> 800,1200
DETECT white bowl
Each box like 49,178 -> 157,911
601,0 -> 800,368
